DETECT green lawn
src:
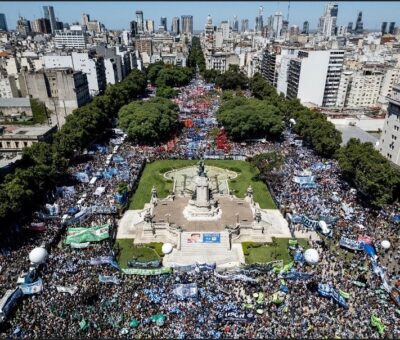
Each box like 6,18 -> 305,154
128,159 -> 276,209
115,239 -> 162,268
242,238 -> 309,265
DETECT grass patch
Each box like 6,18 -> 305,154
115,239 -> 162,268
242,238 -> 309,265
129,159 -> 276,209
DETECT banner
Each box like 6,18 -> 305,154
339,236 -> 364,251
370,315 -> 385,335
214,271 -> 258,283
20,278 -> 43,295
220,310 -> 255,322
65,224 -> 109,244
293,176 -> 315,185
171,262 -> 216,272
70,242 -> 90,249
173,283 -> 198,299
338,289 -> 350,299
128,260 -> 161,269
56,285 -> 78,295
282,270 -> 313,280
121,267 -> 172,275
202,233 -> 221,243
318,283 -> 348,308
331,288 -> 348,308
0,288 -> 23,320
99,275 -> 120,285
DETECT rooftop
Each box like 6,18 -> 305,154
0,98 -> 31,108
336,125 -> 378,146
0,125 -> 56,139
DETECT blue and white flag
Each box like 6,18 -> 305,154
339,236 -> 364,251
20,278 -> 43,295
173,283 -> 198,300
99,275 -> 120,285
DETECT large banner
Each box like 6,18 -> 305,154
65,224 -> 109,244
128,260 -> 161,269
318,283 -> 348,308
173,283 -> 198,299
89,256 -> 119,269
20,278 -> 43,295
214,271 -> 258,283
171,262 -> 216,272
202,233 -> 221,243
56,285 -> 78,295
293,176 -> 315,185
122,267 -> 172,275
99,275 -> 120,285
339,236 -> 364,251
282,270 -> 313,280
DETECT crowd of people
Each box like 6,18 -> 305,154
0,78 -> 398,338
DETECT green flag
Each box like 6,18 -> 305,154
338,289 -> 350,299
370,315 -> 385,335
288,239 -> 298,246
65,224 -> 109,244
79,319 -> 89,331
257,292 -> 265,304
130,319 -> 139,328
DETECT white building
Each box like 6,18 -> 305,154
287,49 -> 344,107
220,21 -> 230,40
379,84 -> 400,165
54,30 -> 87,49
318,2 -> 338,38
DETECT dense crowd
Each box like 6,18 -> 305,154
0,79 -> 398,338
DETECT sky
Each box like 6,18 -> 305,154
1,1 -> 399,32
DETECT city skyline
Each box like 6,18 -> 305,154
0,1 -> 399,32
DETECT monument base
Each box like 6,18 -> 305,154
182,204 -> 222,221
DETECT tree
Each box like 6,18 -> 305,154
156,86 -> 179,99
215,68 -> 248,90
118,97 -> 179,145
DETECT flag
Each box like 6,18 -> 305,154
370,315 -> 385,335
79,319 -> 89,331
338,289 -> 350,299
65,224 -> 109,244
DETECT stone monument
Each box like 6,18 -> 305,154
183,160 -> 221,221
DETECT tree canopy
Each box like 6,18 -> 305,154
217,96 -> 284,141
146,62 -> 193,88
215,65 -> 248,90
337,138 -> 400,206
119,97 -> 179,145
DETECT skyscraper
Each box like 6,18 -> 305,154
43,6 -> 56,34
347,22 -> 353,33
255,6 -> 264,32
389,22 -> 396,34
171,17 -> 180,35
82,13 -> 90,27
381,22 -> 388,35
130,20 -> 138,37
145,19 -> 154,33
318,2 -> 338,38
354,11 -> 363,34
136,10 -> 144,33
160,17 -> 167,32
17,16 -> 31,36
241,19 -> 249,33
181,15 -> 193,34
272,12 -> 283,38
232,16 -> 239,32
0,13 -> 8,31
302,21 -> 309,34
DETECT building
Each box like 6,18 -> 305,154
389,22 -> 396,35
16,16 -> 31,36
336,69 -> 384,108
135,37 -> 152,57
232,16 -> 239,32
0,14 -> 8,32
20,68 -> 90,120
0,98 -> 32,120
54,30 -> 87,49
261,48 -> 278,86
272,12 -> 283,38
347,22 -> 353,33
287,49 -> 344,107
241,19 -> 249,33
81,13 -> 90,27
31,18 -> 51,34
318,2 -> 338,38
354,11 -> 363,34
220,21 -> 230,40
302,21 -> 309,34
381,22 -> 388,35
379,84 -> 400,165
160,17 -> 167,32
136,10 -> 144,33
181,15 -> 193,34
130,21 -> 138,37
0,76 -> 19,98
0,125 -> 57,152
145,19 -> 154,33
171,17 -> 180,35
43,6 -> 56,34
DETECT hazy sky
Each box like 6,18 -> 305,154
0,1 -> 398,31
